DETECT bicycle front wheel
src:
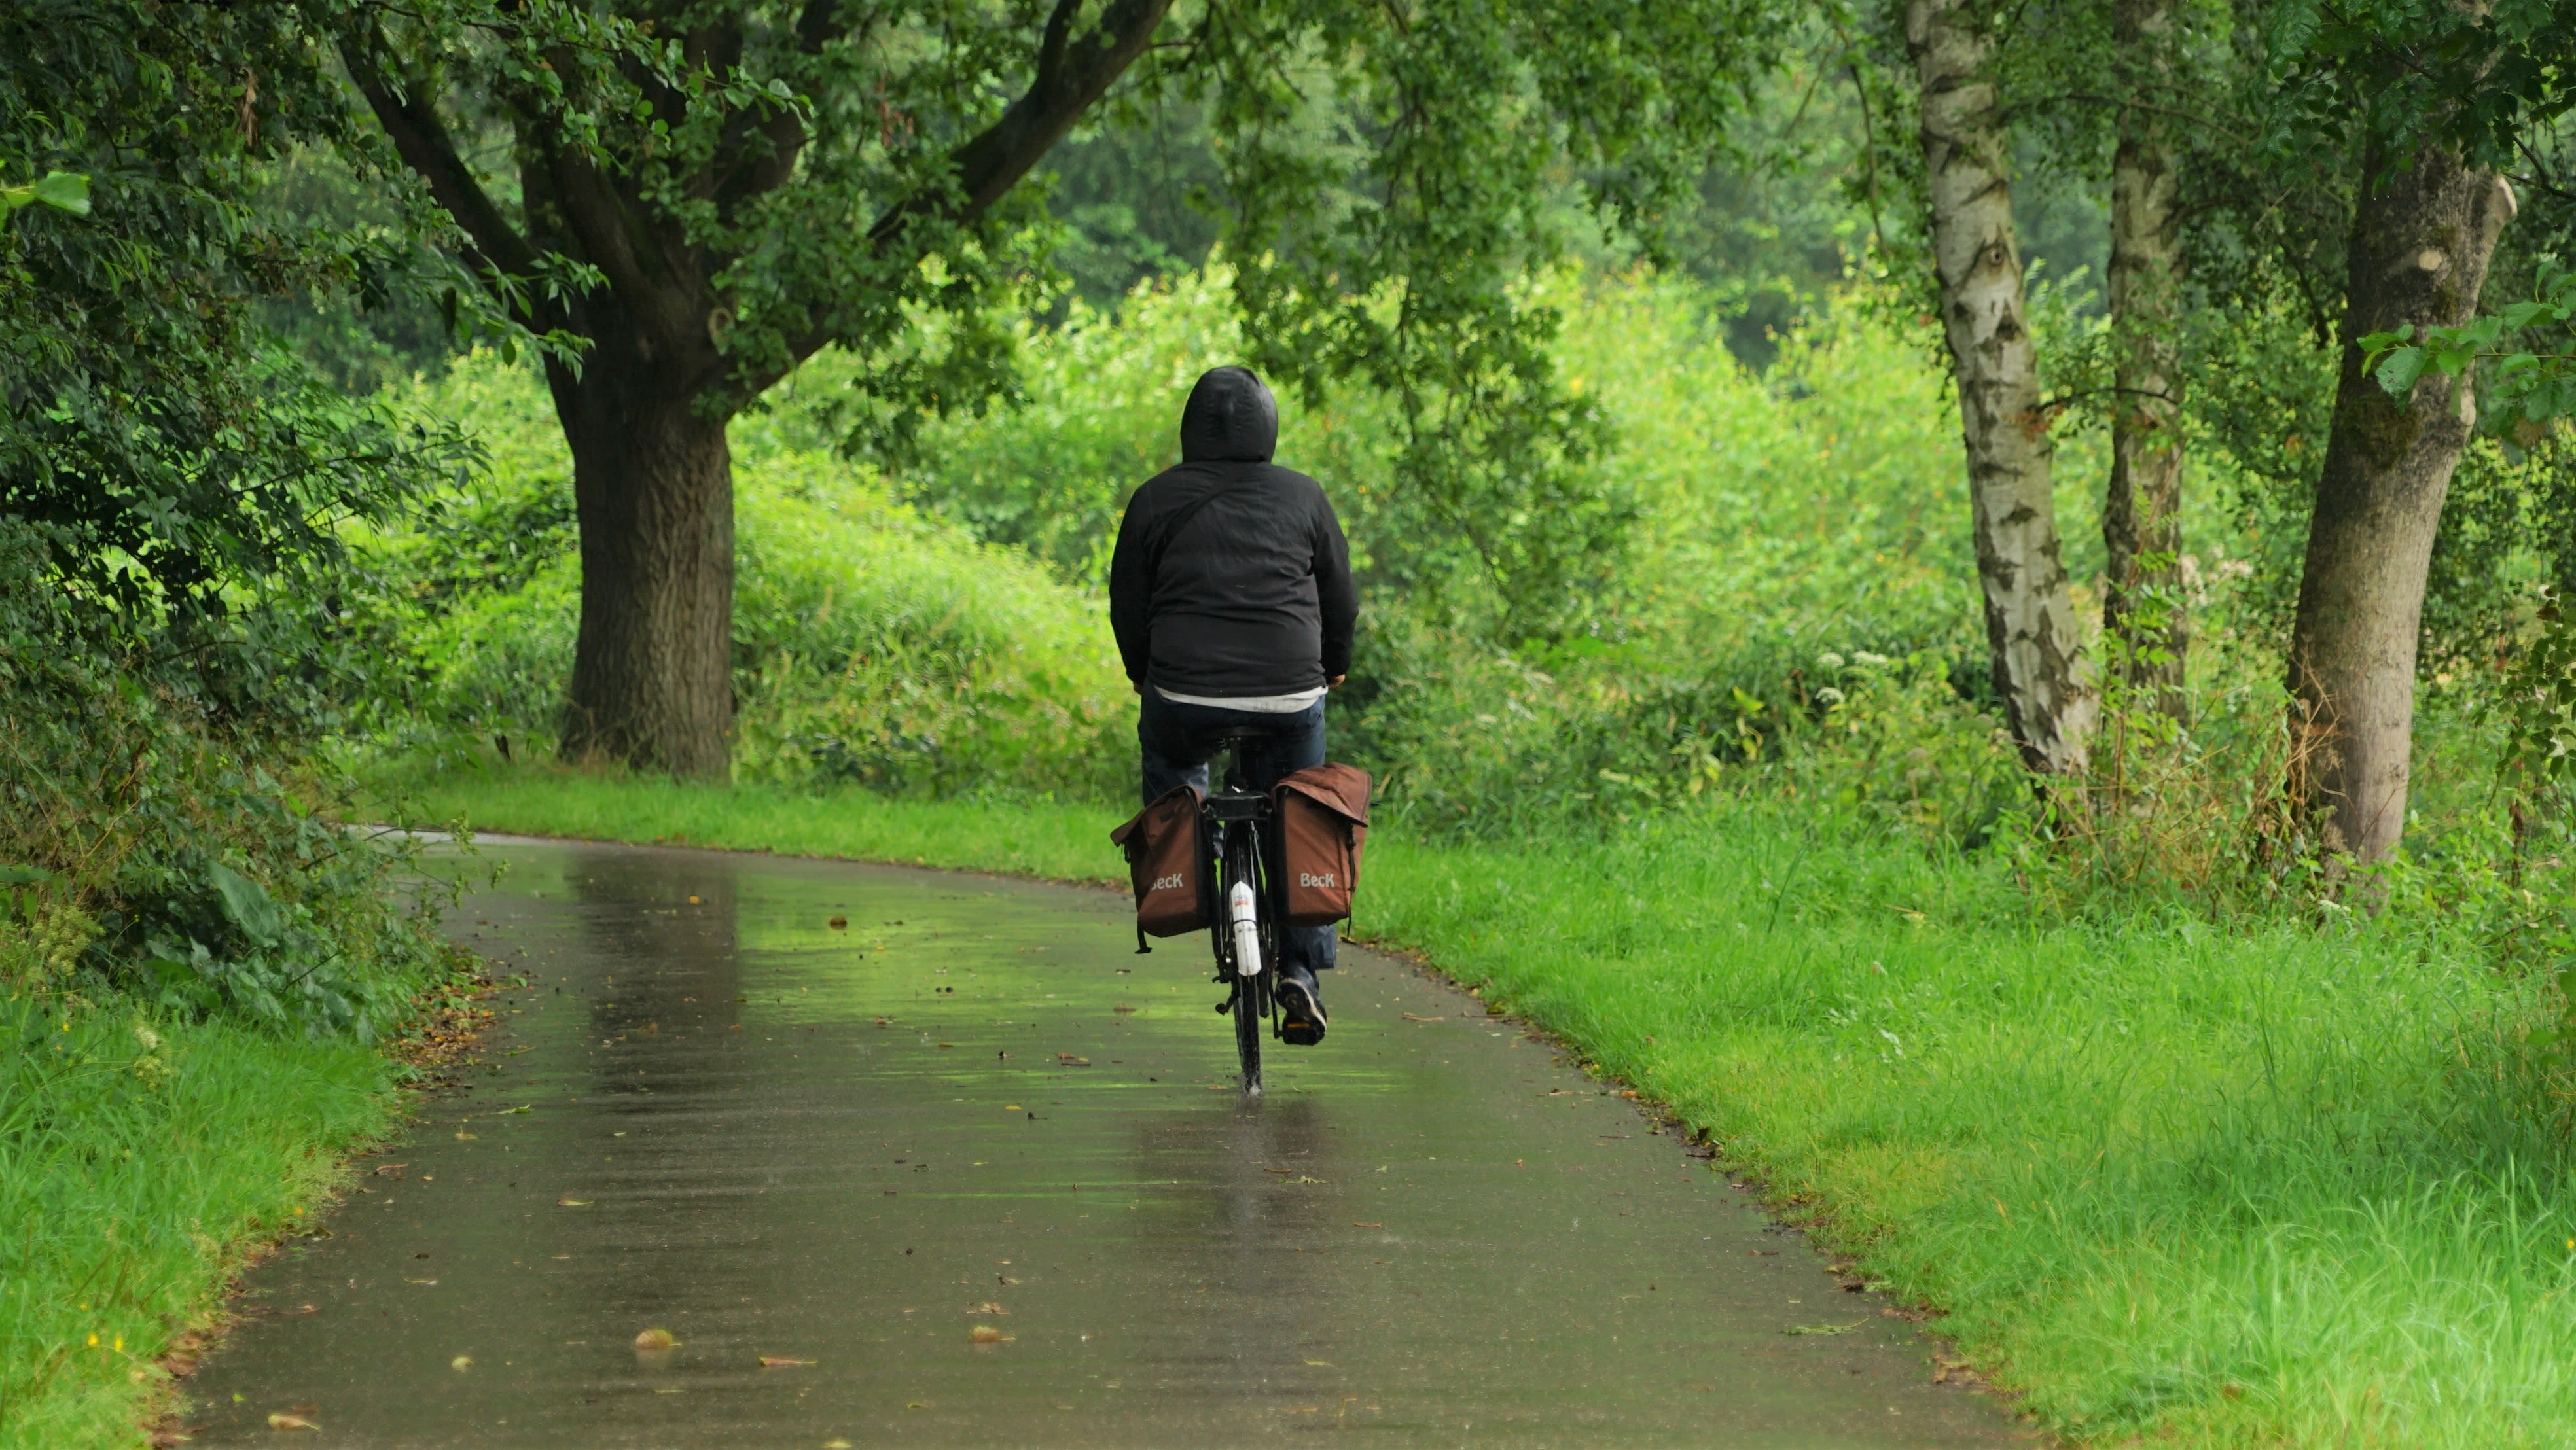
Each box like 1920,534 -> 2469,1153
1225,830 -> 1265,1094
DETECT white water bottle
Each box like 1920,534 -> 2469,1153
1228,880 -> 1262,977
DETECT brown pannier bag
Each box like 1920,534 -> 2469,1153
1272,764 -> 1370,927
1110,784 -> 1208,937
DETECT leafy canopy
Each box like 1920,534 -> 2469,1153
340,0 -> 1777,639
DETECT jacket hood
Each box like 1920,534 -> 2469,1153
1178,366 -> 1278,463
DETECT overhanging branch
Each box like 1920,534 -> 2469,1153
339,23 -> 543,306
863,0 -> 1175,253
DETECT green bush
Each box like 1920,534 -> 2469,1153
364,353 -> 1134,800
0,522 -> 450,1036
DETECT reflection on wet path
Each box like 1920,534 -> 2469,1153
186,841 -> 2019,1447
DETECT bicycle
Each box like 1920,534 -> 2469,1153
1200,730 -> 1283,1095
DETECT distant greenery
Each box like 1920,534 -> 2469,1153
364,353 -> 1133,802
367,264 -> 2035,831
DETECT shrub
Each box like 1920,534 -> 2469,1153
0,522 -> 450,1035
362,352 -> 1134,800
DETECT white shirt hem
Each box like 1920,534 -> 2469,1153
1154,686 -> 1327,714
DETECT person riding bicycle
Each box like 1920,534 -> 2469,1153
1109,366 -> 1356,1046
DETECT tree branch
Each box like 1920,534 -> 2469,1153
863,0 -> 1175,253
338,22 -> 541,301
709,0 -> 859,217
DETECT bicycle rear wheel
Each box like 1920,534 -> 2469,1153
1224,828 -> 1264,1094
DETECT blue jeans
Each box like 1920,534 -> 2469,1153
1138,691 -> 1336,976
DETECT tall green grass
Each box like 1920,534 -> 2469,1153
375,764 -> 2574,1448
0,999 -> 399,1446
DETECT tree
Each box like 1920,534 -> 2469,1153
3,0 -> 457,719
2289,139 -> 2513,860
2266,0 -> 2576,860
338,0 -> 1174,777
1206,1 -> 1770,645
340,0 -> 1772,775
2100,0 -> 2188,715
1905,0 -> 2095,774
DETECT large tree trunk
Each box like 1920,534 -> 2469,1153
2101,0 -> 2187,716
550,337 -> 737,780
2287,139 -> 2513,861
1907,0 -> 2095,774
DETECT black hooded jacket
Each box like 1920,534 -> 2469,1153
1108,368 -> 1357,698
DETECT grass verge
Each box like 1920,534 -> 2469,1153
372,758 -> 2571,1449
1,1002 -> 399,1446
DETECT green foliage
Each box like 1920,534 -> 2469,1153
2,0 -> 465,658
0,523 -> 452,1036
2363,262 -> 2576,434
1198,1 -> 1775,641
3,0 -> 466,1039
889,264 -> 1998,830
361,350 -> 1134,800
253,145 -> 461,395
0,170 -> 88,222
371,266 -> 2018,834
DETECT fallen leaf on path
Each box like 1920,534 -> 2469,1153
451,1355 -> 472,1370
453,1132 -> 476,1141
1262,1167 -> 1296,1175
1056,1053 -> 1090,1065
634,1328 -> 679,1351
1399,1013 -> 1444,1022
404,1278 -> 438,1286
997,1275 -> 1019,1286
1352,1221 -> 1382,1228
556,1198 -> 592,1207
873,1017 -> 893,1027
499,1103 -> 532,1114
371,1163 -> 408,1176
828,916 -> 848,928
969,1302 -> 1007,1315
757,1355 -> 814,1368
1304,1360 -> 1332,1367
1783,1320 -> 1869,1336
266,1413 -> 319,1431
937,1042 -> 956,1050
969,1326 -> 1012,1344
1112,1003 -> 1137,1014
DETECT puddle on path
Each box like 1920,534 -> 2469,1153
184,840 -> 2022,1447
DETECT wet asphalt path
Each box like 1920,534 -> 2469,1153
185,839 -> 2022,1447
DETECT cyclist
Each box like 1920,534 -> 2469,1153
1109,366 -> 1356,1046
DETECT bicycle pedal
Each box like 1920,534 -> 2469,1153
1215,997 -> 1233,1014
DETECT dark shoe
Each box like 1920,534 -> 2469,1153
1277,966 -> 1326,1046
